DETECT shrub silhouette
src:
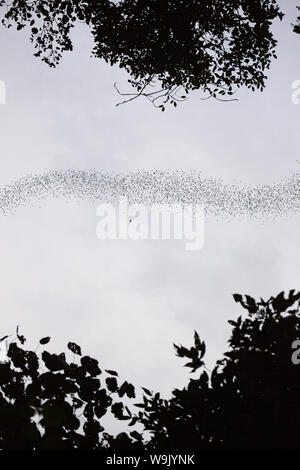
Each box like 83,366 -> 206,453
0,290 -> 299,450
140,290 -> 300,450
0,330 -> 139,449
0,0 -> 284,107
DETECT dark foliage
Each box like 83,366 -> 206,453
0,0 -> 284,107
0,328 -> 139,449
140,290 -> 300,450
0,291 -> 299,449
294,6 -> 300,34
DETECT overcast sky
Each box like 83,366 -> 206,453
0,0 -> 299,399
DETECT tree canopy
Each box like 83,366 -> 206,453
0,0 -> 284,108
141,290 -> 300,450
0,290 -> 299,450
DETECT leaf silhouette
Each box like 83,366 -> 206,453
105,369 -> 118,377
16,326 -> 26,345
40,337 -> 51,345
67,342 -> 81,356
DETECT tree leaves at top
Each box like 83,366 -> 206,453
0,0 -> 284,108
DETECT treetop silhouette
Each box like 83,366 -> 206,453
0,0 -> 284,108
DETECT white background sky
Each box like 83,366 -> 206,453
0,0 -> 299,396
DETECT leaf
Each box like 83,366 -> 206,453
194,332 -> 206,358
245,295 -> 258,313
40,336 -> 51,345
129,417 -> 138,426
194,331 -> 201,349
67,342 -> 81,356
42,351 -> 65,371
199,370 -> 209,387
81,356 -> 101,376
233,293 -> 243,303
142,387 -> 152,396
106,377 -> 118,393
105,369 -> 118,377
16,326 -> 26,345
118,382 -> 135,399
130,431 -> 142,441
111,402 -> 127,420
